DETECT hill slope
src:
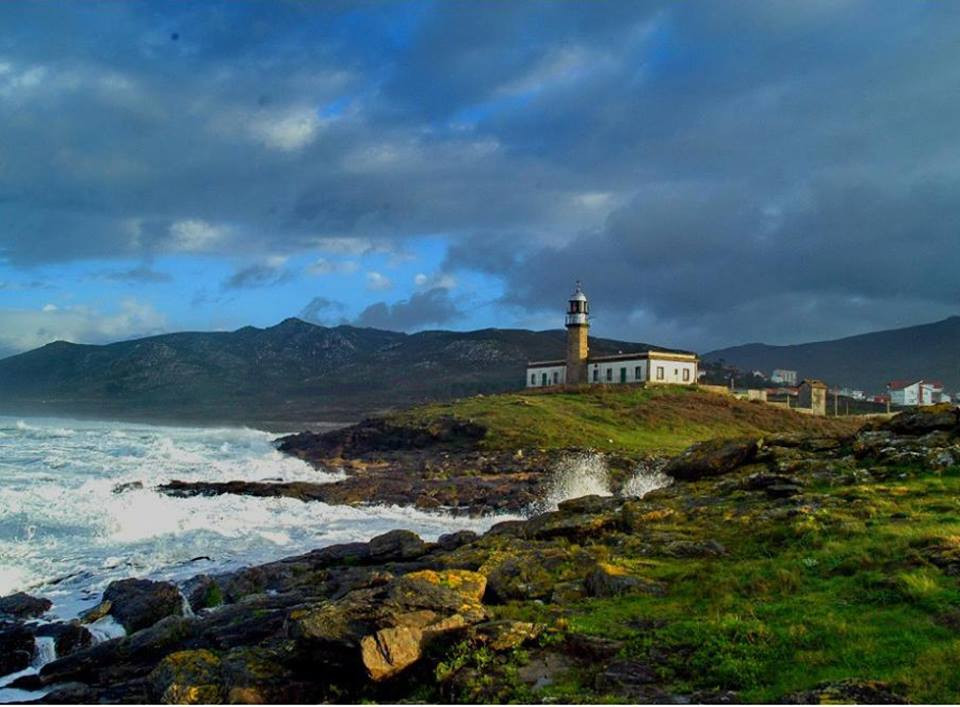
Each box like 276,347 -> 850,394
705,315 -> 960,393
0,319 -> 671,426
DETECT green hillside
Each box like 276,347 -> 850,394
390,385 -> 861,456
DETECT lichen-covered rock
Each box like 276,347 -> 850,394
483,546 -> 595,603
474,620 -> 541,651
148,649 -> 225,704
288,571 -> 487,681
585,563 -> 665,597
404,569 -> 487,603
437,529 -> 478,551
0,592 -> 52,620
360,625 -> 424,680
103,578 -> 184,633
782,678 -> 907,704
663,438 -> 759,481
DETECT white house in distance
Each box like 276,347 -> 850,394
526,283 -> 699,388
887,379 -> 950,406
771,369 -> 798,385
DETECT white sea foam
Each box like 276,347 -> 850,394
0,415 -> 515,625
621,460 -> 672,498
530,452 -> 612,515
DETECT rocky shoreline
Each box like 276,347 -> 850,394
159,416 -> 650,515
3,405 -> 960,702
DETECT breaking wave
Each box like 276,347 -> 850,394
0,415 -> 515,624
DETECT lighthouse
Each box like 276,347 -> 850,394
565,281 -> 589,384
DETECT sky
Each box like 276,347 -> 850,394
1,0 -> 960,358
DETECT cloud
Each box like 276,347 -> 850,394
414,271 -> 456,290
299,296 -> 346,325
306,257 -> 359,276
354,287 -> 463,331
2,2 -> 960,348
223,257 -> 292,289
365,271 -> 392,292
0,299 -> 167,357
99,264 -> 173,283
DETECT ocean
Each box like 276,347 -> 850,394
0,415 -> 510,622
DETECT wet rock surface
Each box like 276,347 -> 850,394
0,592 -> 52,620
102,578 -> 185,633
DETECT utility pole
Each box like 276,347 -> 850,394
834,389 -> 839,417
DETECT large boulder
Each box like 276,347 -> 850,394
662,438 -> 759,481
885,404 -> 959,435
0,621 -> 35,676
368,529 -> 428,561
34,621 -> 94,658
102,578 -> 184,633
0,592 -> 52,620
287,569 -> 487,682
782,678 -> 907,704
585,563 -> 665,597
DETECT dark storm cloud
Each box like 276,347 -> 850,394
223,261 -> 293,290
354,288 -> 462,331
3,1 -> 960,347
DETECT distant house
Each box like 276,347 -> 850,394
798,379 -> 828,416
887,379 -> 947,406
771,369 -> 798,385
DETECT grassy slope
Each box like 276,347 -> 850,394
558,469 -> 960,702
392,385 -> 861,455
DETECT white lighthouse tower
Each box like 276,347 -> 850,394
565,281 -> 589,384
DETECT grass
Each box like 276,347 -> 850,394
533,467 -> 960,703
391,385 -> 861,456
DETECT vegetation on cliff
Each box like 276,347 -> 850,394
387,385 -> 861,455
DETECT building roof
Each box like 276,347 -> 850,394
887,379 -> 921,390
528,348 -> 698,367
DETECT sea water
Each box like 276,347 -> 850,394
0,416 -> 512,624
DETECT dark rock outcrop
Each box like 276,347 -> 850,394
0,621 -> 35,676
663,438 -> 759,481
0,592 -> 52,620
102,578 -> 184,633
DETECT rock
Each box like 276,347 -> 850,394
564,634 -> 625,661
288,571 -> 487,681
765,483 -> 804,498
148,649 -> 225,704
663,438 -> 758,481
360,625 -> 424,681
368,529 -> 428,561
551,581 -> 587,603
661,539 -> 727,558
34,621 -> 94,658
404,569 -> 487,603
79,600 -> 112,624
782,678 -> 907,704
474,620 -> 541,651
595,658 -> 660,695
183,575 -> 223,613
556,494 -> 620,514
112,481 -> 144,494
886,404 -> 959,435
585,563 -> 665,597
0,592 -> 52,620
483,547 -> 592,603
103,578 -> 184,633
437,530 -> 478,551
0,621 -> 35,676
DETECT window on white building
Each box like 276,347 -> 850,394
593,368 -> 599,382
542,373 -> 547,386
683,368 -> 690,382
552,371 -> 559,384
606,368 -> 612,382
635,366 -> 642,380
657,366 -> 664,380
530,374 -> 536,385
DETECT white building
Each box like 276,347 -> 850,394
771,369 -> 798,385
526,283 -> 699,388
887,379 -> 948,406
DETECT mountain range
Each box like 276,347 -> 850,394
704,316 -> 960,394
1,315 -> 957,428
0,318 -> 652,428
